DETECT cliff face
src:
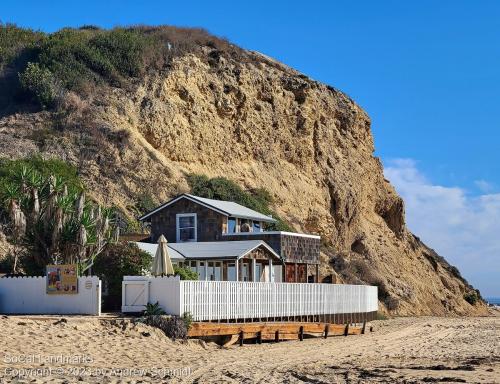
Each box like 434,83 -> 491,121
0,44 -> 485,315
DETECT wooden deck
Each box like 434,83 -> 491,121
188,321 -> 371,346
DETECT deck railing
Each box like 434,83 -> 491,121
122,277 -> 378,322
180,281 -> 377,321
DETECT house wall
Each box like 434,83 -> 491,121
149,198 -> 226,243
281,234 -> 320,264
0,276 -> 101,315
222,233 -> 320,264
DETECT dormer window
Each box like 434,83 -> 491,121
176,213 -> 197,242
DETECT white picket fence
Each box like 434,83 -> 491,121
122,277 -> 378,322
0,276 -> 101,315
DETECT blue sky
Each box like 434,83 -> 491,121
3,1 -> 499,296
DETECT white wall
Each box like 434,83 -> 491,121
0,276 -> 101,315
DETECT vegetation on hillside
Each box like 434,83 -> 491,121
0,157 -> 117,275
0,23 -> 246,110
186,174 -> 293,231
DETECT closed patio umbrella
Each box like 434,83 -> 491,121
151,235 -> 175,276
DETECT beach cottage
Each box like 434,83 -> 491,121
136,194 -> 321,283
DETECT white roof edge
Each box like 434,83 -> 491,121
222,231 -> 321,239
139,194 -> 229,221
239,240 -> 282,260
139,193 -> 277,223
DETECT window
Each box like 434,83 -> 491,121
198,261 -> 206,280
227,262 -> 236,281
207,261 -> 222,281
188,260 -> 197,273
255,263 -> 262,282
240,219 -> 251,232
227,217 -> 236,233
252,221 -> 261,232
176,213 -> 197,242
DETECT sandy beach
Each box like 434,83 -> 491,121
0,314 -> 498,383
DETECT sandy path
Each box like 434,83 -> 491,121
0,315 -> 498,383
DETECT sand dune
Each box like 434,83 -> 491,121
0,314 -> 498,383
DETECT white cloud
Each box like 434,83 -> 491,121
474,179 -> 494,193
384,159 -> 500,297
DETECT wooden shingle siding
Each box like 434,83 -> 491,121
281,234 -> 320,264
150,199 -> 226,242
223,233 -> 320,265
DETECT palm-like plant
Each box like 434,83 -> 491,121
0,166 -> 117,274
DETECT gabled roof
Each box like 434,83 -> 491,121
139,193 -> 276,223
134,240 -> 282,261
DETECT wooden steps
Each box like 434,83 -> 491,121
188,321 -> 370,346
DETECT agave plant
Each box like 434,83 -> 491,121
143,301 -> 166,317
0,166 -> 117,274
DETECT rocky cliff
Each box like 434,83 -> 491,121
0,27 -> 485,315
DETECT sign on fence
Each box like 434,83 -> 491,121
46,264 -> 78,294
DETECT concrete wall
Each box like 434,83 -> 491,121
0,276 -> 101,315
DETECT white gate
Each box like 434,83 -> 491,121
122,276 -> 150,312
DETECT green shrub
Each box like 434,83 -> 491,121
0,23 -> 44,71
93,242 -> 152,310
2,24 -> 251,111
135,191 -> 157,216
182,312 -> 193,331
174,265 -> 198,280
463,291 -> 480,306
0,157 -> 115,275
19,62 -> 60,108
143,302 -> 166,316
186,174 -> 293,231
0,156 -> 82,191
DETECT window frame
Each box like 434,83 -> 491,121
176,213 -> 197,242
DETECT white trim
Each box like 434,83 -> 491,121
176,213 -> 197,242
222,231 -> 321,239
139,194 -> 276,223
238,241 -> 282,261
141,194 -> 228,221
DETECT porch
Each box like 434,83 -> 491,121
136,240 -> 283,282
221,231 -> 321,282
